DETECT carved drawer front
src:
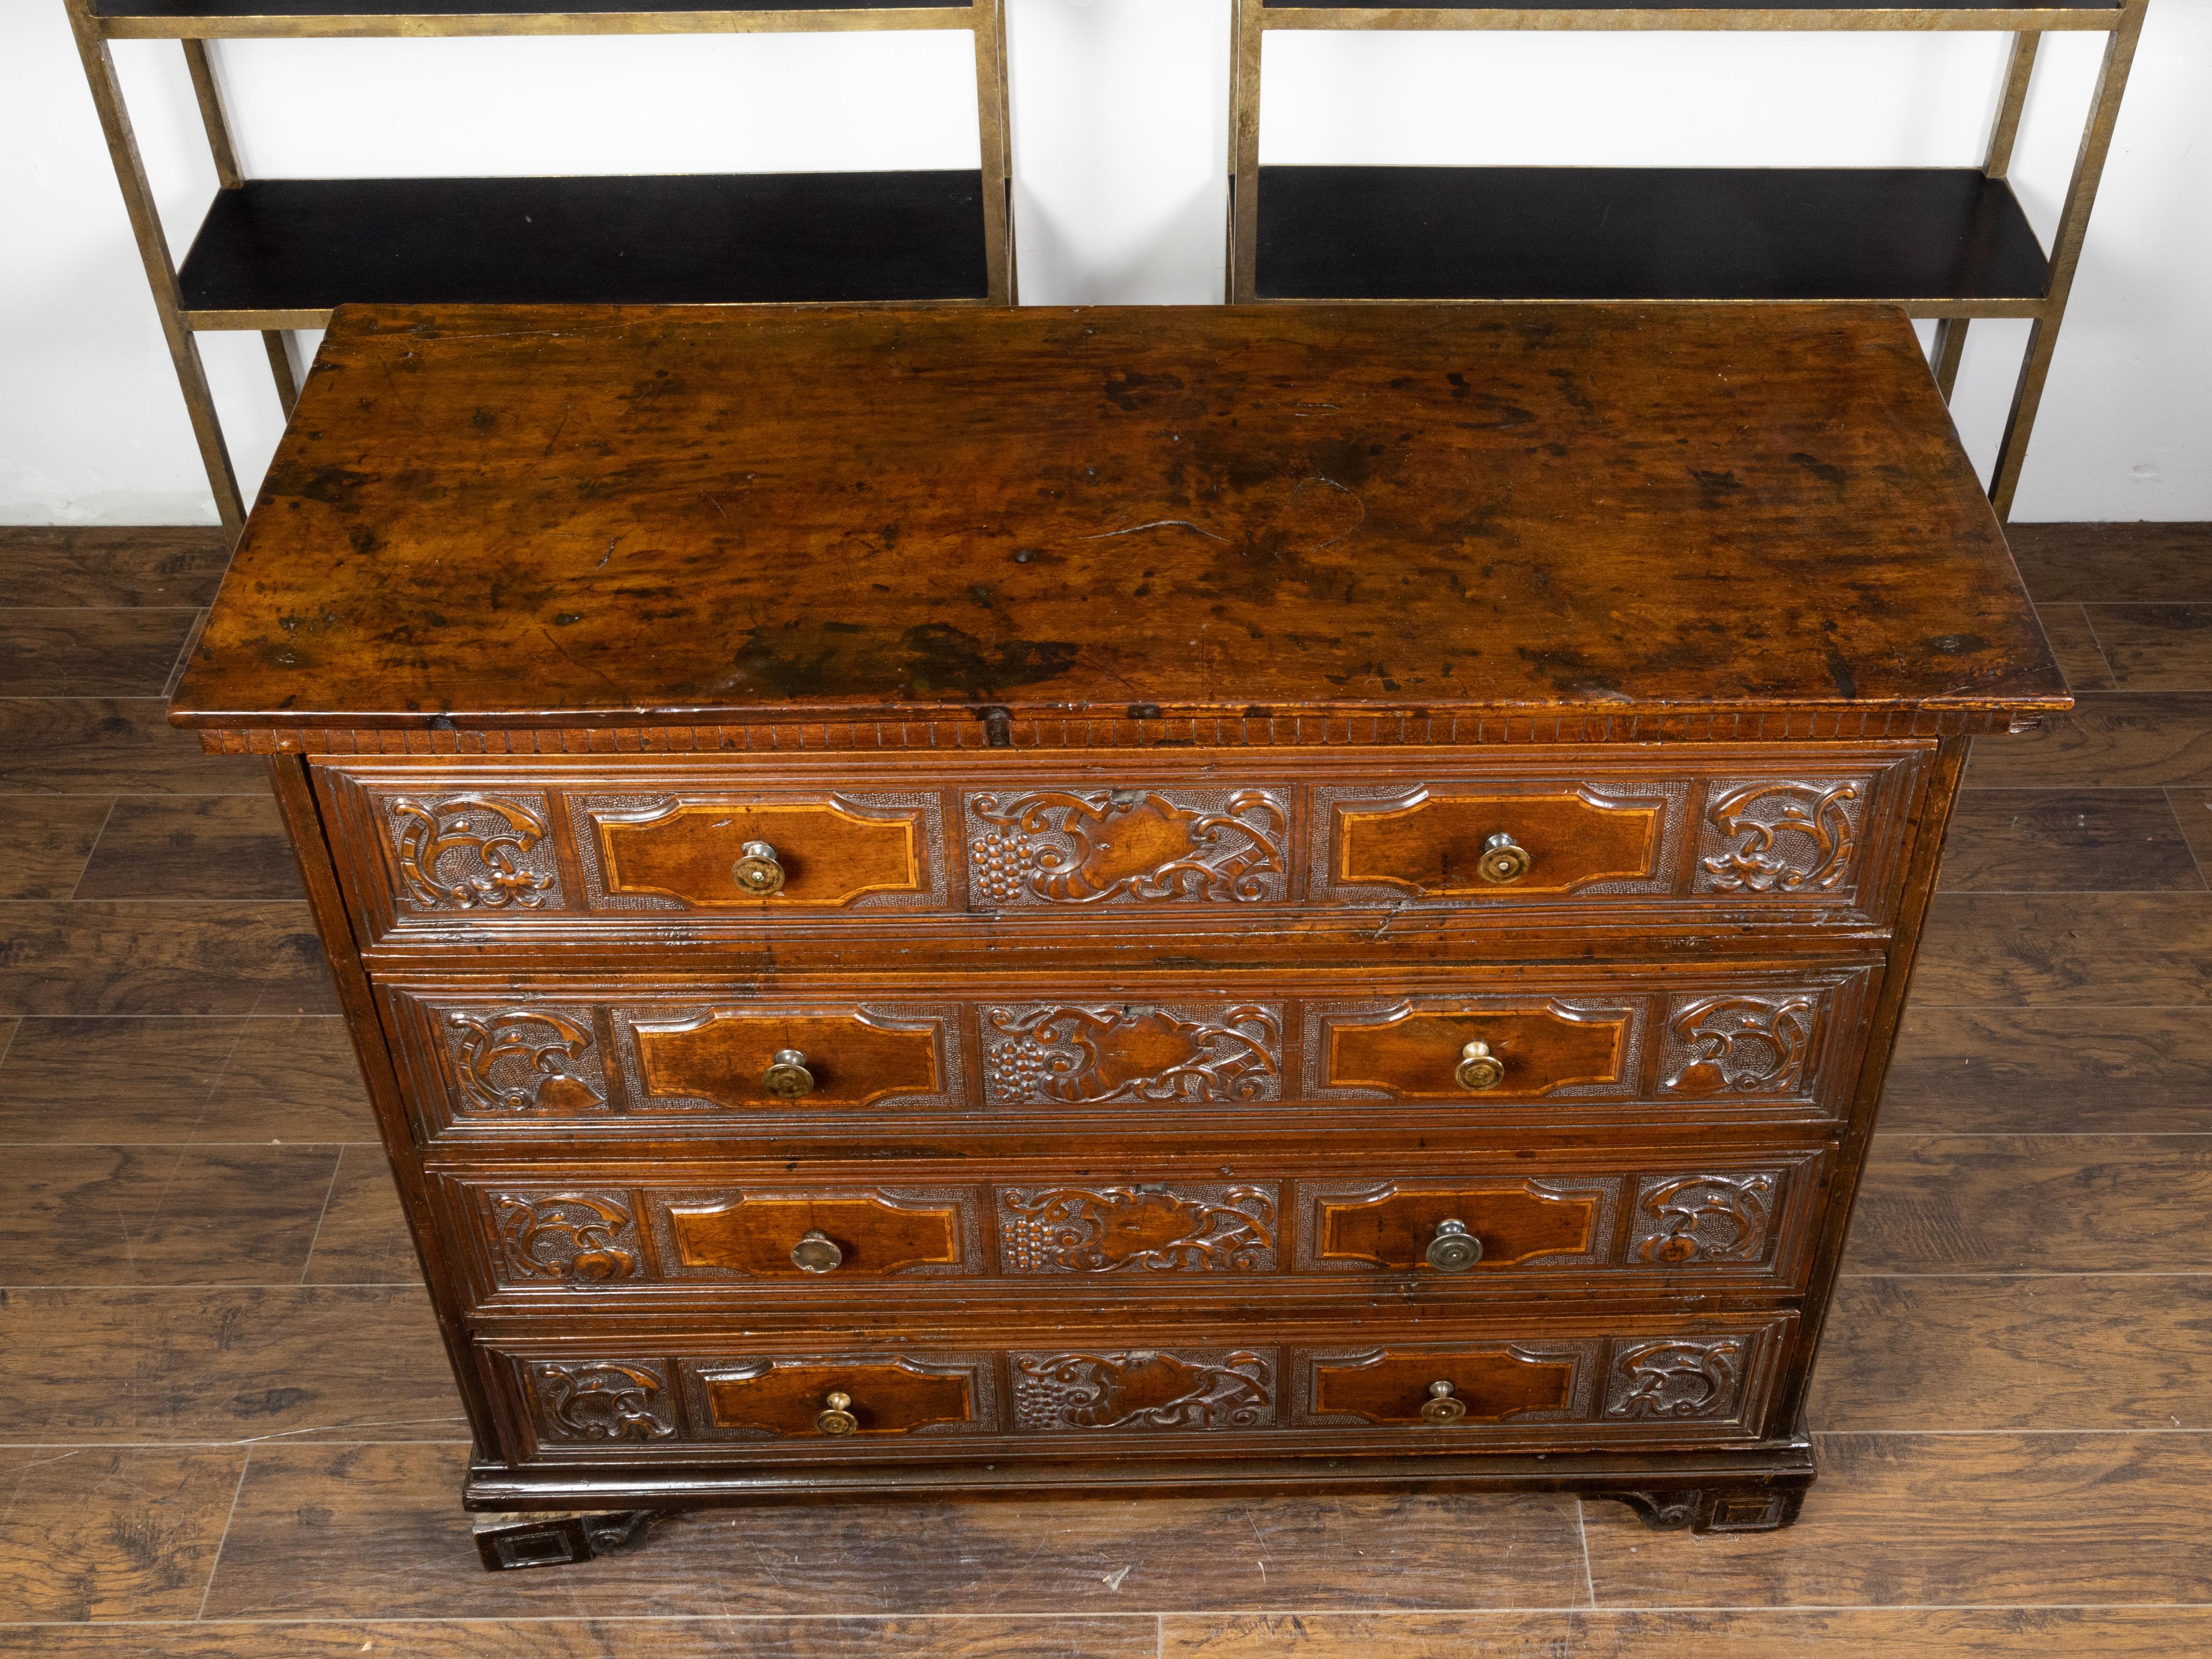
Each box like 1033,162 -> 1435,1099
460,1183 -> 982,1290
1290,1321 -> 1788,1437
619,1005 -> 958,1115
509,1353 -> 1000,1448
1298,1157 -> 1819,1280
1314,1000 -> 1634,1104
313,766 -> 950,936
1312,754 -> 1918,920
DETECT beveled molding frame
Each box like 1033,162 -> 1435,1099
60,0 -> 1016,545
1227,0 -> 2150,519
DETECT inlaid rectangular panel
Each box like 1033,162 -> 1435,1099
681,1356 -> 997,1442
613,1003 -> 965,1115
647,1187 -> 982,1281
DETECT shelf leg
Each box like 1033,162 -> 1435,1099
1229,0 -> 1261,304
975,0 -> 1014,306
1990,6 -> 2144,520
65,6 -> 246,544
1930,319 -> 1969,403
182,39 -> 299,420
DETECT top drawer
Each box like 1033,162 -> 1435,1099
311,747 -> 1926,951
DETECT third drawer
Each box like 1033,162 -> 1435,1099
432,1144 -> 1834,1308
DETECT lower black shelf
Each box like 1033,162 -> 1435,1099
1254,166 -> 2049,304
176,171 -> 990,317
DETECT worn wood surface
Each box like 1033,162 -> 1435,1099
170,304 -> 2062,736
9,518 -> 2212,1645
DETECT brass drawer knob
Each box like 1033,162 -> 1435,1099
790,1229 -> 843,1274
1421,1380 -> 1468,1424
1426,1218 -> 1483,1272
1478,831 -> 1529,885
1454,1040 -> 1504,1092
761,1048 -> 815,1099
732,839 -> 786,896
816,1390 -> 859,1436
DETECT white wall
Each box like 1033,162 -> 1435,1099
1,0 -> 2204,524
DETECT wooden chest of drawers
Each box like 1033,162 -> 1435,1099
170,300 -> 2064,1562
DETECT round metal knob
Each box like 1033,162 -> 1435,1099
761,1048 -> 815,1099
790,1229 -> 843,1274
731,839 -> 786,896
1478,831 -> 1529,885
815,1390 -> 858,1436
1454,1040 -> 1504,1092
1421,1380 -> 1468,1424
1425,1218 -> 1483,1272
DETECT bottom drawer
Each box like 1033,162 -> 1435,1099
483,1314 -> 1796,1463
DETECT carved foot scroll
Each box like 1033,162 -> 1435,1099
1599,1486 -> 1805,1534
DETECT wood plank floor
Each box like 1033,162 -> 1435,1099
3,521 -> 2210,1656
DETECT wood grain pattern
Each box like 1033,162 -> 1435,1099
1161,1609 -> 2212,1658
301,1145 -> 419,1284
202,1443 -> 1589,1618
0,1144 -> 341,1284
2079,607 -> 2212,691
0,1620 -> 1162,1658
2166,786 -> 2212,879
0,526 -> 229,608
170,305 -> 2060,735
1813,1276 -> 2212,1431
1583,1432 -> 2212,1605
1913,894 -> 2212,1005
0,697 -> 267,794
1846,1137 -> 2212,1273
0,902 -> 335,1016
2006,524 -> 2212,606
1336,789 -> 1660,896
0,1447 -> 246,1621
2031,604 -> 2119,692
0,1286 -> 460,1442
72,795 -> 305,900
1935,789 -> 2203,893
0,795 -> 108,898
1883,1007 -> 2212,1133
2,609 -> 199,698
1964,693 -> 2212,789
0,1015 -> 371,1143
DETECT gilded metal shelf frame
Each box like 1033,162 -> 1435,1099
63,0 -> 1016,542
1228,0 -> 2148,518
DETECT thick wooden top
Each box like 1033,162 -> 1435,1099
173,302 -> 2064,742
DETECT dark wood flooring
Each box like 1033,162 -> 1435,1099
4,521 -> 2212,1655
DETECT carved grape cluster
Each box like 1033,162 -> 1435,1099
985,1039 -> 1051,1100
969,830 -> 1045,904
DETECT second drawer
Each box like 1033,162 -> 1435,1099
435,1146 -> 1833,1306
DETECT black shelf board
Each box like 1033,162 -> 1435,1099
101,0 -> 947,15
176,173 -> 989,315
1255,166 -> 2049,303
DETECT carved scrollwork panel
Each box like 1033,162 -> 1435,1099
442,1006 -> 608,1114
1630,1173 -> 1781,1266
1604,1337 -> 1750,1422
381,792 -> 563,911
983,1002 -> 1282,1106
1660,993 -> 1820,1098
526,1360 -> 679,1443
997,1182 -> 1279,1273
489,1190 -> 640,1282
964,786 -> 1290,905
1010,1348 -> 1276,1432
1694,779 -> 1867,896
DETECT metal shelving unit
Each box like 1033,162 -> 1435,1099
1229,0 -> 2148,517
65,0 -> 1015,543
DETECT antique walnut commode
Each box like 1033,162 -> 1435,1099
170,301 -> 2065,1564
